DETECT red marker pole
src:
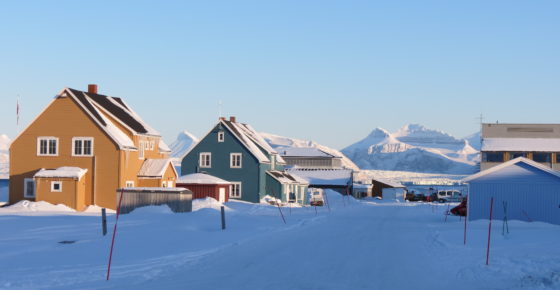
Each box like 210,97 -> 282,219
486,197 -> 494,266
106,188 -> 125,281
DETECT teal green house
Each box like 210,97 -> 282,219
181,117 -> 309,204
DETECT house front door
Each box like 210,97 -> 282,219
218,187 -> 226,203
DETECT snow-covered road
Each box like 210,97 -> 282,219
1,194 -> 559,290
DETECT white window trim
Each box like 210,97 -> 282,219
37,137 -> 59,156
139,141 -> 145,159
218,132 -> 225,142
72,137 -> 94,157
167,181 -> 174,187
23,178 -> 35,198
199,152 -> 212,168
51,181 -> 62,192
125,181 -> 135,188
230,153 -> 242,168
230,182 -> 242,198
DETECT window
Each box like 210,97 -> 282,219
510,152 -> 527,159
139,141 -> 145,159
37,137 -> 58,156
162,181 -> 168,188
72,137 -> 94,156
230,153 -> 242,168
533,152 -> 551,163
24,178 -> 35,198
557,153 -> 560,163
218,131 -> 225,142
125,181 -> 135,188
51,181 -> 62,192
482,152 -> 504,162
230,182 -> 242,198
167,181 -> 174,187
199,153 -> 211,168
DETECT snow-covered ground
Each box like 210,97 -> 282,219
1,191 -> 559,289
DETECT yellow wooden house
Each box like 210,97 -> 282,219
9,85 -> 177,210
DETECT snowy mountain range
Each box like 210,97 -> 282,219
341,124 -> 479,174
0,134 -> 11,179
260,132 -> 360,170
169,131 -> 199,165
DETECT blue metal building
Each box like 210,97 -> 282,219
463,157 -> 560,225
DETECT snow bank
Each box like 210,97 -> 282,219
2,200 -> 75,213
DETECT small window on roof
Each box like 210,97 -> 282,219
218,131 -> 225,142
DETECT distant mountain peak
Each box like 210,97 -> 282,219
170,130 -> 199,159
342,124 -> 480,174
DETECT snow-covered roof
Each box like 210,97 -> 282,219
462,157 -> 560,183
372,178 -> 405,188
120,187 -> 189,193
64,88 -> 162,150
287,168 -> 352,186
137,159 -> 175,178
278,147 -> 337,158
159,139 -> 172,153
267,170 -> 309,185
34,167 -> 88,179
221,120 -> 285,164
353,183 -> 373,189
177,173 -> 232,185
482,138 -> 560,152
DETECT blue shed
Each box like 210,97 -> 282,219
463,157 -> 560,225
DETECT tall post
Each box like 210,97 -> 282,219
486,197 -> 494,266
463,209 -> 468,245
101,208 -> 107,236
220,206 -> 226,230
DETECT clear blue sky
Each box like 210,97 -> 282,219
1,0 -> 559,149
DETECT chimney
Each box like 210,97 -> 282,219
88,84 -> 98,94
229,116 -> 236,122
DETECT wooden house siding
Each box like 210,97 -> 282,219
181,124 -> 262,203
177,184 -> 230,202
9,95 -> 121,208
9,88 -> 175,210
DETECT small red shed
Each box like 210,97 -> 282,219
176,173 -> 232,203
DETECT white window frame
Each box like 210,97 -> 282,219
72,137 -> 94,157
230,182 -> 242,198
199,152 -> 212,168
125,181 -> 135,188
218,131 -> 225,142
230,153 -> 242,168
167,181 -> 174,187
51,181 -> 62,192
37,137 -> 59,156
139,141 -> 145,159
23,178 -> 36,198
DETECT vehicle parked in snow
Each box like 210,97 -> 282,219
309,190 -> 324,206
436,190 -> 464,203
